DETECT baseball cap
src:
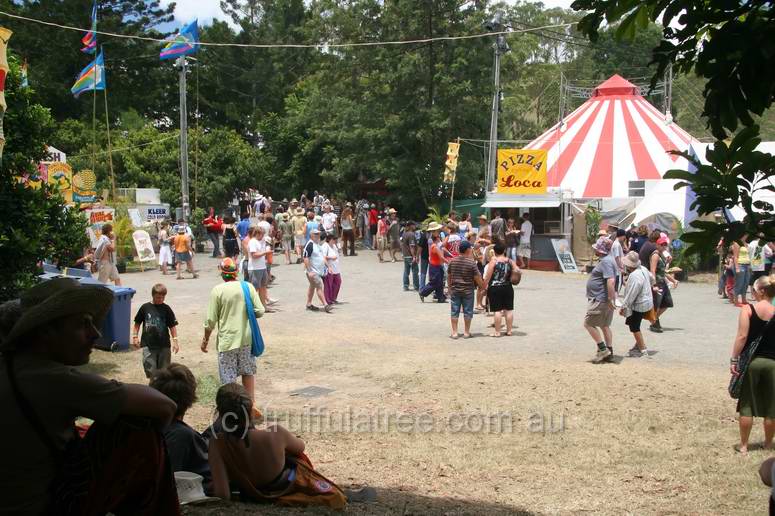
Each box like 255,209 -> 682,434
657,235 -> 669,245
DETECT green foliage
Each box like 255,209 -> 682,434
422,206 -> 447,229
584,206 -> 602,245
664,125 -> 775,254
571,0 -> 775,140
111,215 -> 135,259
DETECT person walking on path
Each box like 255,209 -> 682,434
648,235 -> 674,333
731,274 -> 775,454
303,229 -> 332,313
222,216 -> 240,259
638,230 -> 660,269
236,212 -> 251,241
584,238 -> 617,363
132,283 -> 179,378
619,252 -> 654,358
203,207 -> 223,258
173,226 -> 198,280
417,226 -> 430,290
732,235 -> 752,306
322,234 -> 342,304
401,221 -> 420,291
447,240 -> 483,339
505,219 -> 519,262
368,204 -> 378,250
321,202 -> 338,239
292,207 -> 307,262
376,214 -> 388,262
483,242 -> 518,337
388,209 -> 401,262
490,211 -> 506,245
517,213 -> 533,269
278,213 -> 294,265
95,223 -> 122,285
340,204 -> 357,256
202,258 -> 265,404
247,227 -> 271,309
157,221 -> 173,275
750,237 -> 772,284
419,223 -> 446,303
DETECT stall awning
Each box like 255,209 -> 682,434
482,193 -> 562,209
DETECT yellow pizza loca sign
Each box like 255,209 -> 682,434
496,149 -> 547,194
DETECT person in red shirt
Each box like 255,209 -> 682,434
203,207 -> 224,258
368,205 -> 378,250
419,222 -> 446,303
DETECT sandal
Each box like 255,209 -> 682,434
489,333 -> 501,338
505,332 -> 513,336
734,444 -> 748,454
449,334 -> 459,340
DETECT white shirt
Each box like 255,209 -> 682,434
95,234 -> 114,265
749,240 -> 772,272
321,212 -> 337,232
248,238 -> 267,271
611,239 -> 624,261
321,242 -> 340,274
520,221 -> 533,244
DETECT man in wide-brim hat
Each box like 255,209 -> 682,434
291,207 -> 308,261
618,251 -> 655,358
0,278 -> 180,514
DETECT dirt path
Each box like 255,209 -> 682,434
87,252 -> 769,515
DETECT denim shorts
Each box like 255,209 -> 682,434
450,292 -> 475,320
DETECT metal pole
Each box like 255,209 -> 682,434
486,38 -> 503,193
664,63 -> 673,119
450,137 -> 459,212
178,56 -> 190,221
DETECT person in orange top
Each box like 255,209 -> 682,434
418,222 -> 446,303
173,226 -> 198,280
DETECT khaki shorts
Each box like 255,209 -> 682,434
584,299 -> 614,328
306,272 -> 323,289
98,263 -> 120,283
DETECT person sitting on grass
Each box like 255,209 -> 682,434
150,363 -> 212,494
208,383 -> 375,507
0,278 -> 180,515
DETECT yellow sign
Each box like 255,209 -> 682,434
443,142 -> 460,183
496,149 -> 547,194
46,162 -> 73,203
73,169 -> 98,204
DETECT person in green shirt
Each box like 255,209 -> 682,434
202,258 -> 265,404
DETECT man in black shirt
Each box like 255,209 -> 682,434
133,283 -> 179,378
638,230 -> 662,269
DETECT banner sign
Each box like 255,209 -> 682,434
84,208 -> 115,248
139,205 -> 170,222
496,149 -> 547,194
46,162 -> 73,203
550,238 -> 580,273
443,142 -> 460,183
132,230 -> 156,262
72,169 -> 97,204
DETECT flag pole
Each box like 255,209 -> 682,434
103,85 -> 116,200
91,65 -> 97,176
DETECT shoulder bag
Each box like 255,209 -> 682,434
240,281 -> 265,358
728,310 -> 774,399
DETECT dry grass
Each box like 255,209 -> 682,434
88,259 -> 770,515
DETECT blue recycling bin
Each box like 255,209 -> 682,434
95,286 -> 136,351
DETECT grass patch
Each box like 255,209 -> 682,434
196,374 -> 220,406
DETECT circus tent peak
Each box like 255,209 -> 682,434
521,74 -> 697,199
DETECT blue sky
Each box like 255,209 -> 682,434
160,0 -> 576,28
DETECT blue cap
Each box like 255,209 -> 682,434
459,240 -> 472,253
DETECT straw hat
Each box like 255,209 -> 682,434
427,222 -> 443,232
388,208 -> 397,214
295,207 -> 305,216
2,278 -> 114,349
622,251 -> 640,269
174,472 -> 218,505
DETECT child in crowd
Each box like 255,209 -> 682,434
322,234 -> 342,305
132,283 -> 179,378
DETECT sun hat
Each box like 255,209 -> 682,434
1,278 -> 114,350
175,472 -> 218,505
657,235 -> 669,245
290,198 -> 299,204
459,240 -> 473,253
388,208 -> 397,214
177,226 -> 185,233
346,202 -> 353,207
295,207 -> 305,216
478,214 -> 488,220
597,229 -> 608,236
427,222 -> 443,232
310,227 -> 321,234
622,251 -> 640,269
592,236 -> 613,255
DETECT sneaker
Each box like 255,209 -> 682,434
306,305 -> 320,312
419,294 -> 425,303
403,286 -> 410,291
324,304 -> 333,313
649,324 -> 663,333
592,347 -> 612,363
267,298 -> 279,306
628,347 -> 644,357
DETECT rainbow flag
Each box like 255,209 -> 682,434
81,1 -> 97,54
71,51 -> 105,97
160,20 -> 199,61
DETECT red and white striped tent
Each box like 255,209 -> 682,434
525,74 -> 697,199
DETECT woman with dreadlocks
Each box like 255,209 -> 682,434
208,383 -> 356,508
